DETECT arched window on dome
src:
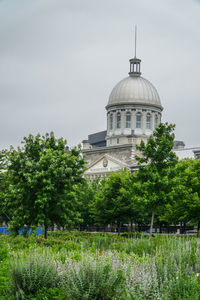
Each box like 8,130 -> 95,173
126,111 -> 131,128
116,112 -> 121,129
146,113 -> 151,129
110,113 -> 113,130
155,114 -> 158,128
136,112 -> 142,128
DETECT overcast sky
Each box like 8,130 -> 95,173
0,0 -> 200,150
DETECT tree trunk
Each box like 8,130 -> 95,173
159,223 -> 162,234
118,222 -> 121,236
130,220 -> 133,232
44,225 -> 48,239
197,221 -> 200,237
183,222 -> 186,234
149,209 -> 155,238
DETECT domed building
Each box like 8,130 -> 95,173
82,52 -> 198,179
106,57 -> 163,147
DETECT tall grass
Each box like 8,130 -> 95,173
2,233 -> 200,299
10,255 -> 62,299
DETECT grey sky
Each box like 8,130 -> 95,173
0,0 -> 199,149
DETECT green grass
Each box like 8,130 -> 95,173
1,232 -> 200,299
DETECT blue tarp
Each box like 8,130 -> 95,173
0,227 -> 43,235
0,227 -> 9,234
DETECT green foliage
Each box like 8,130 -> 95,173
10,255 -> 62,299
65,258 -> 125,300
163,158 -> 200,226
75,178 -> 99,227
136,122 -> 178,235
121,232 -> 145,239
162,275 -> 200,300
0,241 -> 9,261
93,169 -> 143,233
2,233 -> 200,299
0,261 -> 10,300
5,132 -> 85,238
0,149 -> 11,224
33,287 -> 70,300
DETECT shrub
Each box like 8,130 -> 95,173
10,255 -> 62,299
0,242 -> 9,261
33,287 -> 70,300
65,258 -> 125,299
121,232 -> 145,239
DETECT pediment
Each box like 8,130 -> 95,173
85,154 -> 128,175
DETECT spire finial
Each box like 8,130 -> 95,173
134,25 -> 137,58
129,25 -> 141,77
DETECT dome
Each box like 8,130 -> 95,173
107,76 -> 162,109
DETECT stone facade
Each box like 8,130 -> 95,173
82,51 -> 198,178
83,143 -> 140,167
82,52 -> 163,178
193,148 -> 200,159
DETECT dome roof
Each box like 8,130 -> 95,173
107,76 -> 162,109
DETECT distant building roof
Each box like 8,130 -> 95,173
174,140 -> 185,149
88,130 -> 107,147
174,147 -> 198,160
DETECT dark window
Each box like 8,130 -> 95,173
146,113 -> 151,129
126,111 -> 131,128
116,112 -> 121,129
136,112 -> 142,128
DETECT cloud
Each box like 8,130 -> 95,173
0,0 -> 199,149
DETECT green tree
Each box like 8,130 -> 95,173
93,169 -> 142,234
0,150 -> 11,225
73,178 -> 99,229
163,159 -> 200,232
136,122 -> 178,237
7,132 -> 85,238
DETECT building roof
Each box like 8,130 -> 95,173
88,130 -> 107,147
107,76 -> 162,109
174,148 -> 197,160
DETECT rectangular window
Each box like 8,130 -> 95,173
155,115 -> 158,128
116,113 -> 121,129
146,114 -> 151,129
126,112 -> 131,128
136,113 -> 141,128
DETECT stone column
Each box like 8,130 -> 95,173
132,110 -> 136,131
121,110 -> 126,132
113,111 -> 116,132
152,112 -> 155,130
107,112 -> 109,133
142,111 -> 146,134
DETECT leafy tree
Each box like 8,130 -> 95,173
93,169 -> 142,234
136,122 -> 178,237
0,150 -> 11,225
76,178 -> 99,228
7,132 -> 85,238
163,159 -> 200,232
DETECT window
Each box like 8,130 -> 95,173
136,112 -> 142,128
126,111 -> 131,128
146,113 -> 151,129
117,138 -> 119,144
116,112 -> 121,129
110,113 -> 113,130
155,114 -> 158,128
